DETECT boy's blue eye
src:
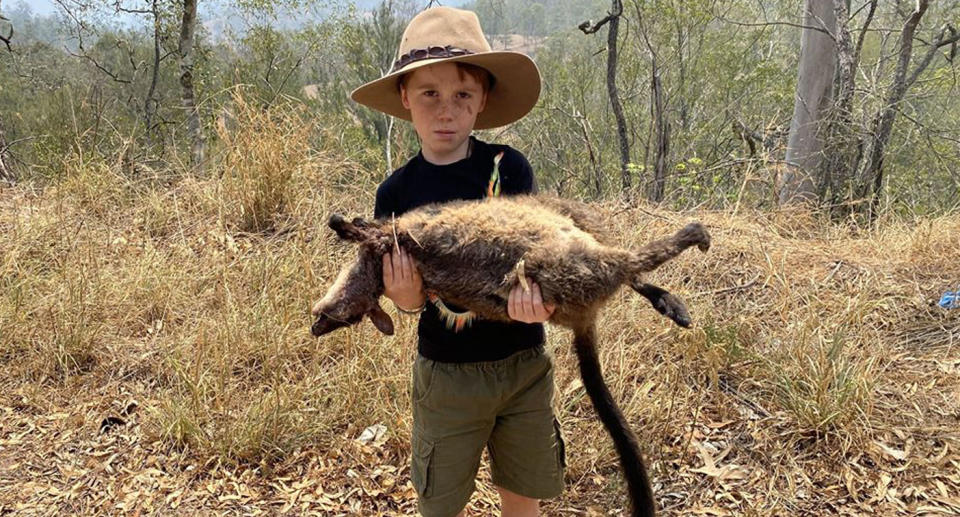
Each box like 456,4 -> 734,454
423,90 -> 437,97
457,92 -> 472,99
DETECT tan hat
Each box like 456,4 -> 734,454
350,7 -> 541,130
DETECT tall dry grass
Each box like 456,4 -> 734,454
1,100 -> 958,513
217,92 -> 316,233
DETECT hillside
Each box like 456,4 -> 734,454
2,137 -> 958,515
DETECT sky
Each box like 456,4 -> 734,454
17,0 -> 469,18
9,0 -> 422,35
16,0 -> 245,17
10,0 -> 469,37
16,0 -> 57,16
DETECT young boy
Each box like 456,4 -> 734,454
350,7 -> 563,517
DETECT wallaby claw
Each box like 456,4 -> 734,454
515,258 -> 529,292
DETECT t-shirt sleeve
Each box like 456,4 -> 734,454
500,148 -> 538,196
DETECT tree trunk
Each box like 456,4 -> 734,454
144,0 -> 161,150
0,115 -> 13,183
779,0 -> 837,205
384,114 -> 393,177
649,66 -> 668,202
0,2 -> 13,182
605,0 -> 631,195
579,0 -> 630,196
857,0 -> 929,219
816,0 -> 859,206
576,112 -> 602,198
178,0 -> 204,168
0,0 -> 11,53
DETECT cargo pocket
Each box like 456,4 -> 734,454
553,417 -> 567,470
412,434 -> 436,498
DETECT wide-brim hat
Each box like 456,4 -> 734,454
350,7 -> 541,130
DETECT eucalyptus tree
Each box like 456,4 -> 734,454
778,0 -> 835,205
49,0 -> 193,161
338,0 -> 411,174
178,0 -> 202,167
579,0 -> 631,197
0,0 -> 12,181
780,0 -> 960,216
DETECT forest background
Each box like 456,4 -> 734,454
1,1 -> 959,515
2,0 -> 958,213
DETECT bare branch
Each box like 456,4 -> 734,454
853,0 -> 877,66
0,9 -> 12,52
906,24 -> 960,89
578,0 -> 623,35
268,41 -> 318,107
0,135 -> 37,155
112,0 -> 152,15
716,15 -> 832,35
66,46 -> 133,83
55,0 -> 132,82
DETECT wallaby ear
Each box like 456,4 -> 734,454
352,217 -> 373,229
367,303 -> 395,335
329,214 -> 370,242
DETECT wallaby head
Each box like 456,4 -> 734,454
310,215 -> 394,337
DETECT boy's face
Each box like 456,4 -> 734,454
400,62 -> 488,165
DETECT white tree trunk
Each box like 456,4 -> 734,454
179,0 -> 204,168
779,0 -> 837,205
0,1 -> 13,182
0,116 -> 12,183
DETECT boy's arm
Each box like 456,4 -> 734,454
500,148 -> 555,322
375,182 -> 426,312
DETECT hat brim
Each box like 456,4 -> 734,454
350,51 -> 541,130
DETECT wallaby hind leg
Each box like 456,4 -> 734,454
532,196 -> 614,244
630,222 -> 710,274
630,281 -> 692,328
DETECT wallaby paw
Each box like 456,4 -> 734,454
652,291 -> 692,328
680,222 -> 711,252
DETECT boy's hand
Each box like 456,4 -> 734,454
508,278 -> 555,324
383,248 -> 425,312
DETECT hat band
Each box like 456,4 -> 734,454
391,45 -> 474,74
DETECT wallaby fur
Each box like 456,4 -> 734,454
310,195 -> 711,516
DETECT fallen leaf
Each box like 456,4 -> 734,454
874,440 -> 908,461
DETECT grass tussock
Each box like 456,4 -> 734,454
216,91 -> 326,234
2,118 -> 959,514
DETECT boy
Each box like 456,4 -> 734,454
350,7 -> 563,517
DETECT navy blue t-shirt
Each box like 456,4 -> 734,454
374,137 -> 545,363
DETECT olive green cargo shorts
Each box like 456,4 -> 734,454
411,346 -> 566,517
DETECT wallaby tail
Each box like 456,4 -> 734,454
573,324 -> 656,517
629,222 -> 710,274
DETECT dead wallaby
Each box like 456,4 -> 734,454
310,195 -> 711,517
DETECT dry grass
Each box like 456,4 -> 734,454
1,115 -> 959,515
